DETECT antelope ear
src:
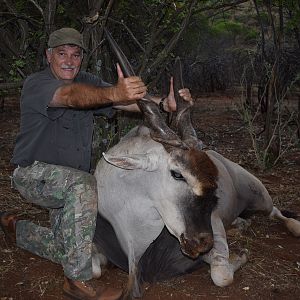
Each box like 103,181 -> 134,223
102,152 -> 159,171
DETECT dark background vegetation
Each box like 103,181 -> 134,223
1,0 -> 300,168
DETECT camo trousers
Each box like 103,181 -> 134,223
12,161 -> 98,281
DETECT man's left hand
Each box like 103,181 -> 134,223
164,77 -> 194,112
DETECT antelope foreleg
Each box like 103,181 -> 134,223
202,212 -> 248,287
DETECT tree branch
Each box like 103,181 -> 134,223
194,0 -> 250,14
28,0 -> 44,16
107,17 -> 145,53
145,0 -> 196,81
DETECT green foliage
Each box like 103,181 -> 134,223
257,11 -> 269,26
15,0 -> 27,12
211,20 -> 245,36
176,13 -> 210,56
285,8 -> 300,35
244,28 -> 258,40
57,4 -> 65,15
9,57 -> 26,81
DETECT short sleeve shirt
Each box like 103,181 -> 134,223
11,67 -> 114,172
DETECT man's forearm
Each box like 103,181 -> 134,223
49,83 -> 118,108
49,81 -> 165,112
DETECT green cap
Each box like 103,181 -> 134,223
48,28 -> 86,51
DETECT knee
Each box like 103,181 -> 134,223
71,172 -> 97,196
68,173 -> 98,209
210,263 -> 234,287
74,172 -> 97,188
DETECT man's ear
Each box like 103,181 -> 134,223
45,49 -> 51,64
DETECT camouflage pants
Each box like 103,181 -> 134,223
13,161 -> 98,281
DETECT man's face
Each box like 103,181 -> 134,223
46,45 -> 83,82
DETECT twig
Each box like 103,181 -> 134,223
107,17 -> 145,53
28,0 -> 44,16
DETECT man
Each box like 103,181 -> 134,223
0,28 -> 192,300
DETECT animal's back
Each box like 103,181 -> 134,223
207,150 -> 273,224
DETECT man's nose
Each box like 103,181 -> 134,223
65,55 -> 74,65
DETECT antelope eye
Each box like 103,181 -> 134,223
170,170 -> 186,181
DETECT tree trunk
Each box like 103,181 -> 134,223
264,64 -> 276,149
298,94 -> 300,139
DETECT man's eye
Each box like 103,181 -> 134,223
170,170 -> 186,181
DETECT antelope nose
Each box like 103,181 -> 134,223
180,232 -> 213,259
197,232 -> 214,252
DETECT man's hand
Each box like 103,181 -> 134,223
164,77 -> 193,112
111,64 -> 147,103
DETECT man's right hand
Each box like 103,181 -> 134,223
110,64 -> 147,103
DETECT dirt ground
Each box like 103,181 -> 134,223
0,94 -> 299,300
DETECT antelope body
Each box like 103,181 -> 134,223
92,125 -> 300,298
93,125 -> 218,298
